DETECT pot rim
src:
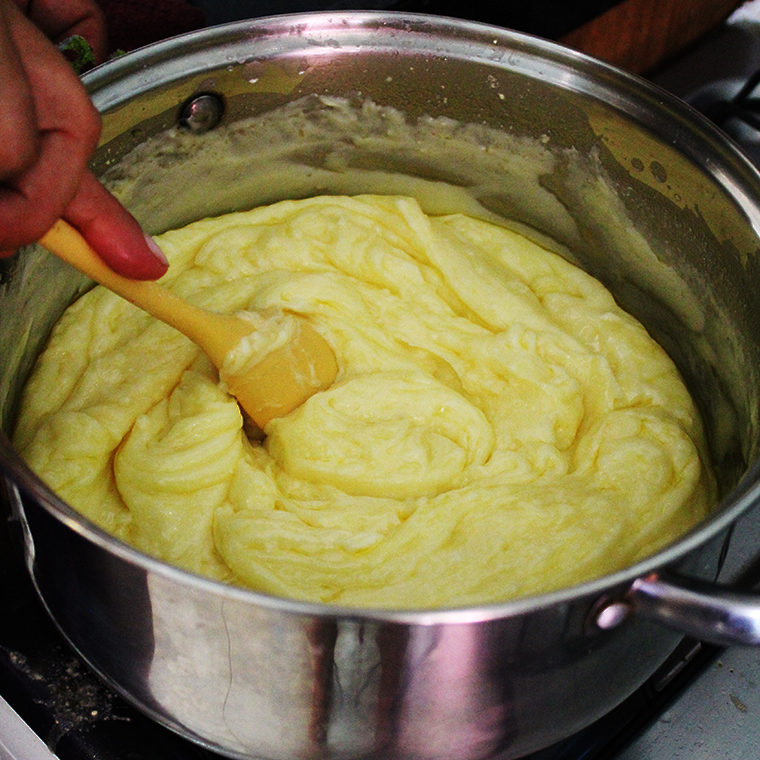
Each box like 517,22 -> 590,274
82,8 -> 760,199
4,10 -> 760,624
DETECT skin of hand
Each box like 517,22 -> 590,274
0,0 -> 168,279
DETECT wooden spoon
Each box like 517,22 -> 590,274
39,219 -> 339,433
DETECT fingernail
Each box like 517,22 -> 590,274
144,233 -> 169,267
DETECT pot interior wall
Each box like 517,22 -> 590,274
2,14 -> 760,521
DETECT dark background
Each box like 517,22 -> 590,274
96,0 -> 624,60
94,0 -> 745,78
185,0 -> 624,39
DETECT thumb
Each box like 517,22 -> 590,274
63,170 -> 169,280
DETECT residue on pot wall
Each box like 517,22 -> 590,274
99,94 -> 748,480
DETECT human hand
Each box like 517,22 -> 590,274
0,0 -> 168,279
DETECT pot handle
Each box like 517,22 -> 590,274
592,573 -> 760,647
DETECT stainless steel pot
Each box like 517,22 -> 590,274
3,12 -> 760,760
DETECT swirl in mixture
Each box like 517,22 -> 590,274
14,196 -> 715,607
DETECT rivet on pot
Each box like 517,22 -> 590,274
591,598 -> 633,631
178,93 -> 225,133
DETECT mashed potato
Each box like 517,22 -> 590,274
13,195 -> 715,608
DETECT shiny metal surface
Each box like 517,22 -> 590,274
3,12 -> 760,760
178,92 -> 225,134
8,479 -> 691,760
0,695 -> 58,760
595,574 -> 760,646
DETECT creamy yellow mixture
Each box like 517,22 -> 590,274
14,195 -> 715,608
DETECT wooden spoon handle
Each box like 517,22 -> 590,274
39,219 -> 246,364
40,219 -> 339,430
